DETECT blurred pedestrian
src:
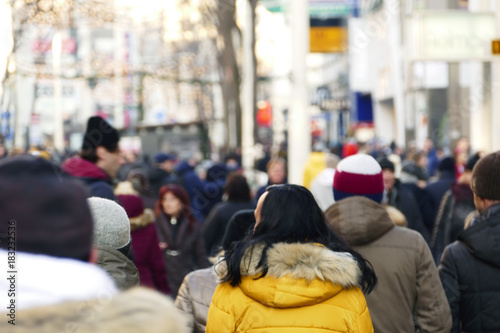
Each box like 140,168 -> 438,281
203,173 -> 255,256
326,154 -> 451,333
117,194 -> 170,295
310,153 -> 340,211
206,184 -> 377,332
62,116 -> 124,200
302,145 -> 326,189
423,138 -> 440,178
0,156 -> 189,333
378,157 -> 430,242
149,152 -> 179,197
255,158 -> 287,201
430,153 -> 480,264
176,210 -> 255,333
175,159 -> 206,223
88,197 -> 140,290
425,157 -> 456,230
439,151 -> 500,333
201,163 -> 229,218
155,185 -> 209,297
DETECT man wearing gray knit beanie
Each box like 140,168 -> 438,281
88,197 -> 140,290
439,151 -> 500,333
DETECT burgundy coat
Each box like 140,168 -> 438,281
130,211 -> 170,295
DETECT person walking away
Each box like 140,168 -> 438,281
326,154 -> 451,333
439,151 -> 500,333
206,184 -> 377,332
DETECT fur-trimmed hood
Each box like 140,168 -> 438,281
130,208 -> 155,230
216,242 -> 362,308
1,287 -> 190,333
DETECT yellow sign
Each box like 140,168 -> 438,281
310,27 -> 348,53
492,40 -> 500,55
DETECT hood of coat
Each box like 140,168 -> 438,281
1,287 -> 190,333
62,157 -> 110,181
325,196 -> 395,246
459,203 -> 500,267
313,168 -> 335,187
96,245 -> 140,290
216,242 -> 361,308
130,209 -> 155,231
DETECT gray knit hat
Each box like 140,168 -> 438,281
470,151 -> 500,201
87,197 -> 131,249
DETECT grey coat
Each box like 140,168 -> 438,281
175,267 -> 218,333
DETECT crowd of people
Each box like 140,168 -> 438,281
0,115 -> 499,332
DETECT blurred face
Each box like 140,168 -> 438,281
162,192 -> 183,217
456,151 -> 467,165
382,169 -> 396,192
96,146 -> 125,178
268,163 -> 286,184
254,191 -> 268,230
417,155 -> 428,168
161,160 -> 175,173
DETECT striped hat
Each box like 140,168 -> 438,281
333,154 -> 384,203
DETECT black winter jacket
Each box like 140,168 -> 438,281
438,203 -> 500,333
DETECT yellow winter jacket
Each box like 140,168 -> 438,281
303,151 -> 326,189
206,242 -> 373,333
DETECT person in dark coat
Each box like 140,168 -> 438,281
117,194 -> 170,295
426,157 -> 456,229
155,184 -> 209,297
62,116 -> 124,200
148,153 -> 179,197
202,173 -> 255,256
430,153 -> 480,264
439,151 -> 500,333
175,160 -> 206,223
378,157 -> 430,242
201,163 -> 229,218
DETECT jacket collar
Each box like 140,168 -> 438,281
62,157 -> 111,181
130,209 -> 155,231
217,242 -> 361,288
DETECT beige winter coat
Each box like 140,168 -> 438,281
175,267 -> 219,333
325,196 -> 451,333
0,287 -> 190,333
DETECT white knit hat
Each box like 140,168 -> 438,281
87,197 -> 131,249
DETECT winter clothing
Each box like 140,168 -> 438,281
427,148 -> 440,177
387,180 -> 430,242
471,151 -> 500,200
148,167 -> 179,198
401,160 -> 429,182
175,161 -> 206,222
62,157 -> 116,200
96,245 -> 140,290
81,116 -> 119,151
201,163 -> 229,217
202,201 -> 255,256
88,197 -> 131,249
0,249 -> 118,310
302,151 -> 326,189
439,203 -> 500,333
430,183 -> 475,264
156,212 -> 210,297
206,242 -> 373,333
117,194 -> 170,294
333,154 -> 384,204
0,157 -> 93,260
175,267 -> 219,333
155,153 -> 176,164
325,196 -> 451,333
426,169 -> 456,229
310,168 -> 336,211
0,273 -> 189,333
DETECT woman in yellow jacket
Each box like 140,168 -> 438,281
206,184 -> 377,332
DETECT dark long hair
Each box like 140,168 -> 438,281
225,173 -> 251,202
155,184 -> 198,227
221,184 -> 377,294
